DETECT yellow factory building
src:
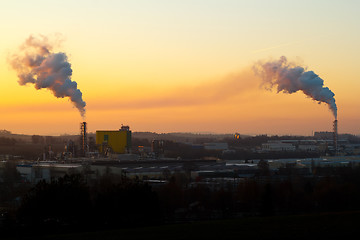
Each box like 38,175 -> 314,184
96,126 -> 132,154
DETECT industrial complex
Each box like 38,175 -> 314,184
1,118 -> 360,237
2,119 -> 357,186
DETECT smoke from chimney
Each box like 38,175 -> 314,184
253,56 -> 337,119
9,35 -> 86,118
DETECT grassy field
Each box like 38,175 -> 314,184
9,211 -> 360,240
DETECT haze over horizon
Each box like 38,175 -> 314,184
1,0 -> 359,136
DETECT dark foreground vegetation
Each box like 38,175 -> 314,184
2,161 -> 360,239
26,211 -> 360,240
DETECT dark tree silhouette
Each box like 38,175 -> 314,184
17,174 -> 91,227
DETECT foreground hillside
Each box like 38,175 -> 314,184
9,211 -> 360,240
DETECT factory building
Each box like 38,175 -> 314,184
203,142 -> 229,151
96,125 -> 132,154
261,141 -> 296,152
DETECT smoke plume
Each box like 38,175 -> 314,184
9,35 -> 86,118
253,56 -> 337,119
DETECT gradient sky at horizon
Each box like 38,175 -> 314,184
1,0 -> 359,135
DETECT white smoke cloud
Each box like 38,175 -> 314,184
253,56 -> 337,119
9,35 -> 86,118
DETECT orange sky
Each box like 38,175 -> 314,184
1,65 -> 356,136
0,1 -> 359,136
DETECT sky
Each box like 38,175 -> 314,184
1,0 -> 359,136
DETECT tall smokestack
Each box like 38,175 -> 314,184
333,119 -> 338,155
253,56 -> 337,119
80,122 -> 87,157
9,35 -> 86,118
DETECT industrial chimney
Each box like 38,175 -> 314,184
80,122 -> 87,157
333,119 -> 338,155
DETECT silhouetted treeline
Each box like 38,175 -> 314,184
0,137 -> 17,146
17,174 -> 91,226
0,161 -> 29,204
8,173 -> 161,237
0,143 -> 66,160
3,166 -> 360,237
157,167 -> 360,220
31,135 -> 68,144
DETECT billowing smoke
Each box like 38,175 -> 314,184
9,35 -> 86,118
253,56 -> 337,119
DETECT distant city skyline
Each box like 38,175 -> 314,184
1,0 -> 359,135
